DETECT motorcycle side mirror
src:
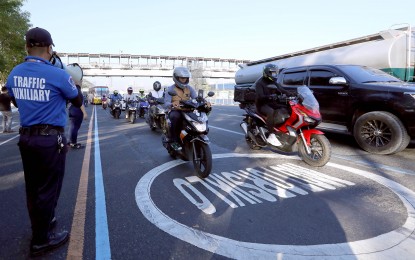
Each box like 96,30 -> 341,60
207,91 -> 215,97
168,90 -> 177,96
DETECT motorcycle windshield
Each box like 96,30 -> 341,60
297,86 -> 319,113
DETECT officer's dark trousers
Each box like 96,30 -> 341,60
18,134 -> 67,243
68,108 -> 83,144
168,110 -> 183,142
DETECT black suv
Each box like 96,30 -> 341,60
275,64 -> 415,154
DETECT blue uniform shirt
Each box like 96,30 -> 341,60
5,56 -> 78,127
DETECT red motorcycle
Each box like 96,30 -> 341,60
239,86 -> 331,167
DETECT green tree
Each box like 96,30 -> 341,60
0,0 -> 31,84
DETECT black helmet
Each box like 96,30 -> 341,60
127,86 -> 133,94
263,64 -> 279,82
153,81 -> 161,91
173,67 -> 191,89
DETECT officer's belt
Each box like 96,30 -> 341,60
19,125 -> 64,136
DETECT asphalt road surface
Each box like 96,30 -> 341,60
1,104 -> 414,260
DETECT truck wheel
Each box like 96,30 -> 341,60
353,111 -> 410,154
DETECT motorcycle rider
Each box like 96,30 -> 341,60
148,81 -> 164,122
164,67 -> 198,151
123,87 -> 137,118
101,94 -> 108,108
254,63 -> 292,147
109,90 -> 122,111
137,89 -> 146,100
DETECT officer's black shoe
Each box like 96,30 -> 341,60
30,231 -> 69,257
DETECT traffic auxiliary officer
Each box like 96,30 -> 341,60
5,27 -> 82,257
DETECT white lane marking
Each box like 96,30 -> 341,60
210,125 -> 244,136
0,134 -> 19,146
333,154 -> 415,175
135,153 -> 415,259
214,114 -> 244,117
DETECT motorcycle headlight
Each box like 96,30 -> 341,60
192,121 -> 207,132
184,113 -> 208,132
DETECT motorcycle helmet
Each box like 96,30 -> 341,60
65,63 -> 83,85
127,86 -> 133,94
113,90 -> 119,95
173,67 -> 191,89
153,81 -> 161,91
139,89 -> 145,95
263,63 -> 279,82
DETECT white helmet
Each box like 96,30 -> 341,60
65,63 -> 83,85
173,67 -> 191,89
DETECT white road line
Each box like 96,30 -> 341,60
0,134 -> 19,146
210,125 -> 244,136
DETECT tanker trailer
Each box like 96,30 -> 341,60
235,25 -> 415,84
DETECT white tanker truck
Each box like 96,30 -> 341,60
235,24 -> 415,84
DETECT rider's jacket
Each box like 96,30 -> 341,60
164,84 -> 197,109
110,93 -> 122,101
254,77 -> 291,110
148,89 -> 164,99
123,93 -> 137,102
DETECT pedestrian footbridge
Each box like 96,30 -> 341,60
59,53 -> 251,79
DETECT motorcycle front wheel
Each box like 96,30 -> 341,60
192,142 -> 212,178
298,134 -> 331,167
130,113 -> 136,124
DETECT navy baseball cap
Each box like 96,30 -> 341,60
25,27 -> 55,47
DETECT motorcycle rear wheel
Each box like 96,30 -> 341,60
298,134 -> 331,167
192,142 -> 212,178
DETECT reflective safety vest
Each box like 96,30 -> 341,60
171,86 -> 191,104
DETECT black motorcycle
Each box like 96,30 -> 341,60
110,99 -> 122,119
162,90 -> 215,178
146,97 -> 167,132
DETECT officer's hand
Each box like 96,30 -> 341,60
83,113 -> 88,120
206,101 -> 211,108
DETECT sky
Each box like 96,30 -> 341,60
20,0 -> 415,89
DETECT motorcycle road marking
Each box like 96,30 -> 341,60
135,153 -> 415,259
